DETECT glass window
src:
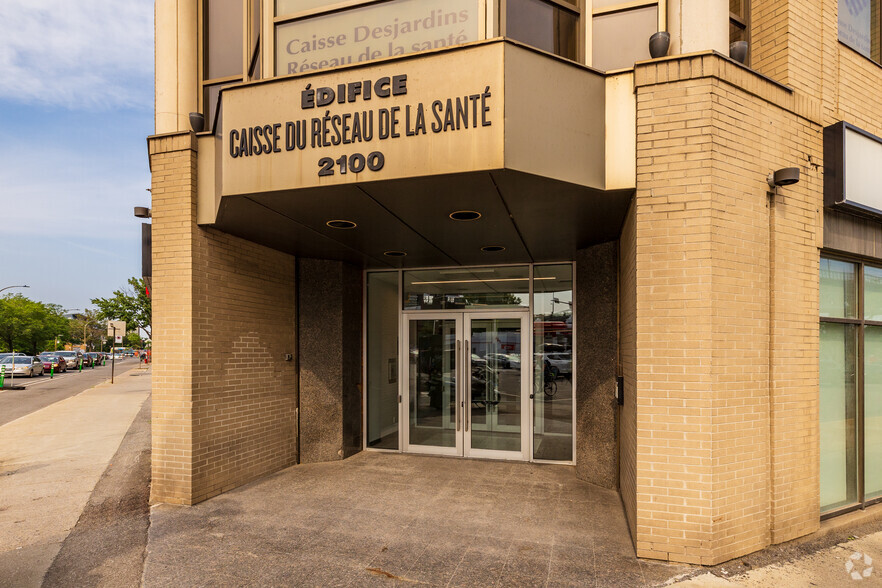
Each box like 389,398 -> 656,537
367,272 -> 400,449
866,266 -> 882,321
839,0 -> 882,63
820,258 -> 857,319
820,323 -> 859,512
403,266 -> 529,310
730,0 -> 749,47
592,6 -> 656,70
275,0 -> 482,76
206,0 -> 244,80
865,326 -> 882,500
533,264 -> 573,461
506,0 -> 577,60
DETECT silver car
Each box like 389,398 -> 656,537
56,351 -> 83,369
0,356 -> 45,377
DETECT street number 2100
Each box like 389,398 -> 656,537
318,152 -> 385,177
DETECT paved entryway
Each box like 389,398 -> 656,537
144,453 -> 689,586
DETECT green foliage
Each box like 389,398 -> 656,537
0,295 -> 71,355
91,277 -> 152,339
69,309 -> 106,351
124,331 -> 143,348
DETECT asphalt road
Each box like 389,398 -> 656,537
0,358 -> 139,427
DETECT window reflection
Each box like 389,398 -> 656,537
403,266 -> 529,310
533,264 -> 573,461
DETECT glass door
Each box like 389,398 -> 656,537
403,312 -> 529,460
404,315 -> 462,456
464,314 -> 529,460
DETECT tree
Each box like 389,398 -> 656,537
69,309 -> 105,351
0,295 -> 70,355
91,277 -> 152,340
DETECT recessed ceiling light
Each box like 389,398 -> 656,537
326,220 -> 357,229
384,250 -> 407,257
449,210 -> 482,221
481,245 -> 506,252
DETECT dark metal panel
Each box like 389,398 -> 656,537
824,208 -> 882,261
141,223 -> 152,279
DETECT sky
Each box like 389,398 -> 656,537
0,0 -> 154,314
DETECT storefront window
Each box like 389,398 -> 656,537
820,256 -> 882,515
839,0 -> 882,63
366,272 -> 400,449
532,264 -> 573,461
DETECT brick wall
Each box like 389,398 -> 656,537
149,132 -> 298,505
619,200 -> 638,541
633,54 -> 821,564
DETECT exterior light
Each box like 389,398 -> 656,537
383,250 -> 407,257
449,211 -> 482,221
326,220 -> 357,229
189,112 -> 205,133
767,167 -> 800,189
0,285 -> 29,294
134,206 -> 152,218
481,246 -> 506,252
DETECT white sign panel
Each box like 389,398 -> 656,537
845,126 -> 882,213
275,0 -> 481,76
107,320 -> 126,337
839,0 -> 872,58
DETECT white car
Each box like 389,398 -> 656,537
0,356 -> 45,377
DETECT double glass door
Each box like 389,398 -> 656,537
403,313 -> 529,460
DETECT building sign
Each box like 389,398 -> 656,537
275,0 -> 481,76
825,121 -> 882,216
222,43 -> 504,195
839,0 -> 872,58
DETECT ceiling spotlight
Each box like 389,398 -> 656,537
449,210 -> 482,221
383,250 -> 407,257
481,245 -> 506,252
326,220 -> 357,229
767,167 -> 800,189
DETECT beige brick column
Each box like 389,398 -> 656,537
630,54 -> 821,565
149,132 -> 198,504
149,132 -> 298,505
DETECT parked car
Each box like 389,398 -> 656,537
38,354 -> 68,373
56,350 -> 83,370
0,355 -> 45,377
545,352 -> 572,376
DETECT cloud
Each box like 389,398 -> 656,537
0,0 -> 153,109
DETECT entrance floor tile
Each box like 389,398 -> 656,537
144,452 -> 690,586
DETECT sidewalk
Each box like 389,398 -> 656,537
668,530 -> 882,586
0,366 -> 150,587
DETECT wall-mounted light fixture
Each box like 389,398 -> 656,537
134,206 -> 152,218
189,112 -> 205,133
767,167 -> 800,188
767,167 -> 800,198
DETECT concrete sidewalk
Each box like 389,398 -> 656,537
142,452 -> 691,587
0,366 -> 151,587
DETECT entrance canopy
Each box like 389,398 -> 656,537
202,40 -> 634,267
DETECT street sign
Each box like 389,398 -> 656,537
107,320 -> 126,337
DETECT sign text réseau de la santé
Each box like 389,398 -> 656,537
228,75 -> 493,177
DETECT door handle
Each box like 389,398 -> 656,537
464,338 -> 470,432
455,340 -> 461,431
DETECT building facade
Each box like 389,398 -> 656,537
149,0 -> 882,566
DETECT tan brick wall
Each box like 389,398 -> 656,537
619,200 -> 638,541
633,54 -> 822,564
149,132 -> 298,506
